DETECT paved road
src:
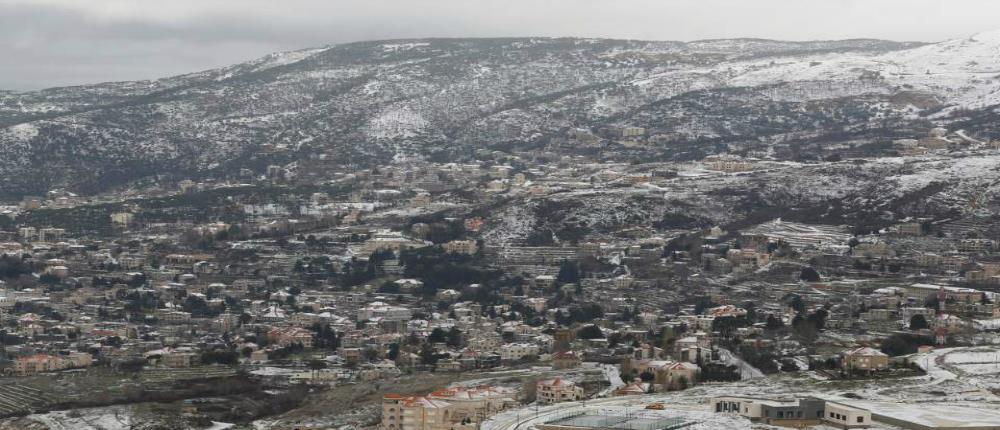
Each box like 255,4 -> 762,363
596,364 -> 625,397
717,348 -> 764,380
482,395 -> 662,430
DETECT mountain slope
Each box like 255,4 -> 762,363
0,34 -> 996,197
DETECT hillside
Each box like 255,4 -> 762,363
0,33 -> 997,197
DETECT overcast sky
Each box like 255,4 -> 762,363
2,0 -> 999,90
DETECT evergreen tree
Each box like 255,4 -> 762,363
556,261 -> 580,284
419,343 -> 439,366
577,324 -> 604,339
446,327 -> 463,347
799,267 -> 821,282
909,314 -> 929,330
388,343 -> 400,361
428,327 -> 447,343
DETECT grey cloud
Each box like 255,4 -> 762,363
2,0 -> 1000,90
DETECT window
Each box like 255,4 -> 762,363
857,416 -> 864,423
829,412 -> 835,418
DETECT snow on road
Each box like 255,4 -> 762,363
911,347 -> 959,384
596,364 -> 625,397
718,348 -> 765,380
482,395 -> 754,430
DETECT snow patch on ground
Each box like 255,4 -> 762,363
251,47 -> 327,72
17,405 -> 136,430
366,105 -> 430,139
891,155 -> 1000,194
382,42 -> 430,52
3,123 -> 39,141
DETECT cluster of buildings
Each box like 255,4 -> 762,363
381,386 -> 517,430
2,124 -> 1000,427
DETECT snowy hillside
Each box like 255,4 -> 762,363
0,33 -> 997,196
723,30 -> 1000,111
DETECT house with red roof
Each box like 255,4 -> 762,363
536,377 -> 583,404
614,379 -> 651,396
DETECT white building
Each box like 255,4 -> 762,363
499,343 -> 539,362
358,301 -> 413,322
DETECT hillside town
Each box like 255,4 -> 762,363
8,0 -> 1000,424
0,121 -> 1000,429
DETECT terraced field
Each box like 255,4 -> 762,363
139,366 -> 237,384
0,383 -> 48,416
